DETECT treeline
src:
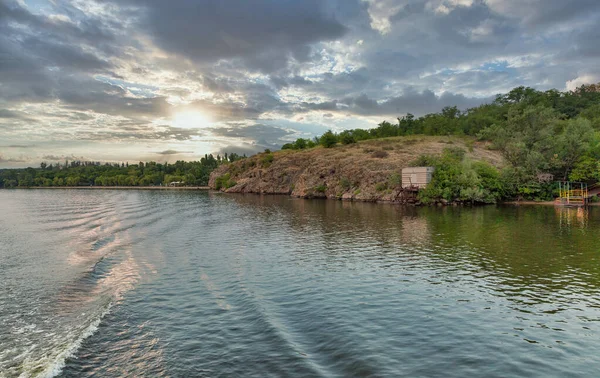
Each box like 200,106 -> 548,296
0,153 -> 245,188
284,83 -> 600,202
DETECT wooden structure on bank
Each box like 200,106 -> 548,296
556,181 -> 589,206
402,167 -> 435,190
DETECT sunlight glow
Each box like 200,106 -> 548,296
172,111 -> 211,129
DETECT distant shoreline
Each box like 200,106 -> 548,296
503,200 -> 600,206
5,186 -> 210,190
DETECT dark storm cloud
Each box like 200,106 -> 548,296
113,0 -> 347,72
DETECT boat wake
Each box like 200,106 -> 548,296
37,303 -> 113,378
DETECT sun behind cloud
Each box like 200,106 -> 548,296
172,111 -> 212,129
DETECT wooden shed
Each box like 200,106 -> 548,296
402,167 -> 435,189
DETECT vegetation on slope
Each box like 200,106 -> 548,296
275,84 -> 600,202
210,136 -> 504,203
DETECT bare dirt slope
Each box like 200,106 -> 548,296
209,136 -> 504,203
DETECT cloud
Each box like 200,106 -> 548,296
0,154 -> 28,163
566,74 -> 600,92
5,144 -> 36,148
362,0 -> 406,34
209,123 -> 295,150
155,149 -> 193,155
112,0 -> 347,72
1,0 -> 600,167
41,154 -> 88,161
294,89 -> 490,117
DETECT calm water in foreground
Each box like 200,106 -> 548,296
1,190 -> 600,377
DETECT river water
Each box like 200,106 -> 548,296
1,189 -> 599,377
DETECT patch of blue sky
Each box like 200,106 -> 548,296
94,76 -> 159,98
480,61 -> 516,74
22,0 -> 53,14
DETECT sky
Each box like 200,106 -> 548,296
1,0 -> 599,168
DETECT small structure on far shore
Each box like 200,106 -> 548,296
168,181 -> 185,187
402,167 -> 434,189
555,181 -> 599,206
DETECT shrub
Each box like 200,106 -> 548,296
388,173 -> 402,187
443,147 -> 466,161
466,139 -> 475,152
320,130 -> 338,148
261,153 -> 274,167
314,184 -> 327,193
372,150 -> 389,158
375,182 -> 388,191
215,173 -> 236,190
294,138 -> 308,149
339,132 -> 356,145
417,150 -> 504,204
339,177 -> 351,190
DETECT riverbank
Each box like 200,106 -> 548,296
503,200 -> 600,206
7,186 -> 210,190
209,136 -> 504,204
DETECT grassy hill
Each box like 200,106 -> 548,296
209,136 -> 504,204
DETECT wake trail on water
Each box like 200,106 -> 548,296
36,302 -> 113,378
0,193 -> 153,378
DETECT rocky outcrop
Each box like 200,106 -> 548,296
209,136 -> 503,204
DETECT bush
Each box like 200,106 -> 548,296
375,182 -> 388,191
339,177 -> 351,190
320,130 -> 337,148
388,173 -> 402,187
339,131 -> 356,145
417,150 -> 504,204
314,184 -> 327,193
372,150 -> 389,158
443,147 -> 466,161
261,153 -> 274,167
466,139 -> 475,152
215,173 -> 236,190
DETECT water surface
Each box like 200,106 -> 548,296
1,190 -> 599,377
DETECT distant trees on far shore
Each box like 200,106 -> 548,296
0,153 -> 245,188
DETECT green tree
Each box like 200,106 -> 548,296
320,130 -> 337,148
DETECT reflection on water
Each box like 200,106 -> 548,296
555,205 -> 589,229
1,190 -> 600,377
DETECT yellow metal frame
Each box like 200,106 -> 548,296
557,181 -> 588,206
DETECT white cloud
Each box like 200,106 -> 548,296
362,0 -> 405,34
566,74 -> 600,91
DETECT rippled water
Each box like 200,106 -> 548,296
1,190 -> 600,377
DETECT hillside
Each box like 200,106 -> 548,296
209,136 -> 504,203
